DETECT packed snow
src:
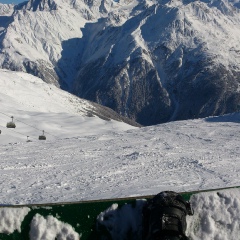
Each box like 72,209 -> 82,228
1,112 -> 240,204
186,189 -> 240,240
29,214 -> 80,240
0,207 -> 30,234
1,69 -> 240,239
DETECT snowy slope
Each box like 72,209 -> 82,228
1,111 -> 240,204
0,71 -> 240,239
1,0 -> 240,125
73,0 -> 240,125
0,0 -> 122,88
1,110 -> 240,239
0,69 -> 138,144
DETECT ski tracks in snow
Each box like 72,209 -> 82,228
0,117 -> 240,204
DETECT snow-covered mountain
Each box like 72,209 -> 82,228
1,0 -> 240,125
0,69 -> 139,144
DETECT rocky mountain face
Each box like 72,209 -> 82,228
0,0 -> 240,125
0,0 -> 112,87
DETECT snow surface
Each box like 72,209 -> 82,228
186,189 -> 240,240
2,110 -> 240,205
0,207 -> 30,234
29,214 -> 80,240
1,69 -> 240,205
0,69 -> 136,145
1,69 -> 240,238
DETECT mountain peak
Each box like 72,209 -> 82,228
0,2 -> 14,15
25,0 -> 58,11
22,0 -> 116,13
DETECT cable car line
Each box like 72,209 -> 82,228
0,123 -> 31,138
15,118 -> 58,138
0,111 -> 10,118
0,111 -> 58,139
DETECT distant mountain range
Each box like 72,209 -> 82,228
0,0 -> 240,125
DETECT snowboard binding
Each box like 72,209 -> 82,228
142,191 -> 194,240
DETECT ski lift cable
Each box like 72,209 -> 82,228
0,111 -> 10,118
0,111 -> 58,138
15,118 -> 58,138
0,123 -> 32,138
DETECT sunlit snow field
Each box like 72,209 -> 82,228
1,69 -> 240,239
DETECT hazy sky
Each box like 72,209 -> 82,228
0,0 -> 25,4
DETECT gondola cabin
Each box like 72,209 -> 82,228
6,116 -> 16,128
39,130 -> 46,140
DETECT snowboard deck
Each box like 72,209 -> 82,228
0,186 -> 239,240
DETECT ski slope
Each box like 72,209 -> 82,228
0,69 -> 137,145
1,69 -> 240,239
0,69 -> 240,204
1,112 -> 240,205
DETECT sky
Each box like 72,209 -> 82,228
0,0 -> 25,4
